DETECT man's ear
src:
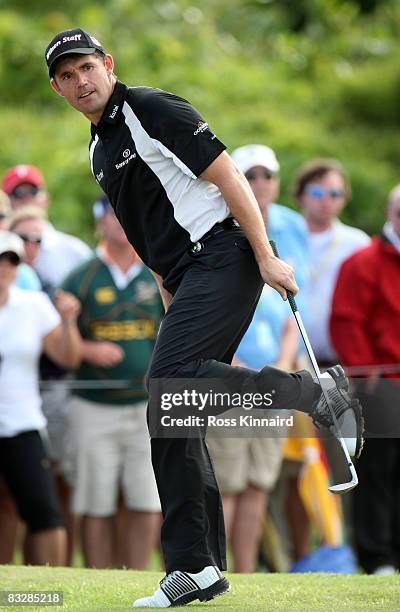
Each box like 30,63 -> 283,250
50,78 -> 63,96
104,54 -> 114,76
297,194 -> 305,209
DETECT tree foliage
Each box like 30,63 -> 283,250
0,0 -> 399,242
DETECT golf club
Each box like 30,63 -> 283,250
269,240 -> 358,494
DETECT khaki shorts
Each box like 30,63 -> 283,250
63,397 -> 160,516
207,435 -> 285,494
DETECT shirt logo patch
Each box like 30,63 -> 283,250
115,151 -> 136,170
95,287 -> 116,304
193,121 -> 208,136
109,105 -> 119,119
135,281 -> 159,302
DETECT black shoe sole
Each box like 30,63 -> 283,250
170,578 -> 230,607
352,398 -> 365,459
200,577 -> 230,602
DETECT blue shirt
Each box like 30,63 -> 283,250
15,263 -> 41,291
236,203 -> 309,369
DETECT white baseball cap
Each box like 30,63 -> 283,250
0,231 -> 25,260
231,144 -> 280,175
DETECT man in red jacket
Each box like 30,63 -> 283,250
330,185 -> 400,575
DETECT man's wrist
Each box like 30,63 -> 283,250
61,318 -> 77,328
254,244 -> 274,265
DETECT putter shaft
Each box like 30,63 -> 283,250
269,240 -> 358,494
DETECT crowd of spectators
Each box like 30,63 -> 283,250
0,155 -> 399,575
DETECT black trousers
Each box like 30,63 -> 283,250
353,438 -> 400,572
352,380 -> 400,573
148,229 -> 315,573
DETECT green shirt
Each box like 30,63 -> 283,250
62,256 -> 163,405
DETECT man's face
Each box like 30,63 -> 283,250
245,165 -> 279,209
0,252 -> 19,291
9,183 -> 48,210
387,195 -> 400,238
51,53 -> 115,122
98,210 -> 132,248
299,170 -> 347,226
12,218 -> 44,267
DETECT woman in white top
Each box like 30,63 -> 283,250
0,231 -> 81,566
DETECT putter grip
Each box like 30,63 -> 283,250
269,240 -> 298,313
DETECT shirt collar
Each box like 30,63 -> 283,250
96,245 -> 142,281
91,80 -> 128,137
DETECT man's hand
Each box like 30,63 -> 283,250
259,253 -> 298,301
82,341 -> 125,367
201,153 -> 299,301
54,289 -> 81,322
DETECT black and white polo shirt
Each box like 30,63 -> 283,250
89,80 -> 229,279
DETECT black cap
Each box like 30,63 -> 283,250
45,28 -> 106,77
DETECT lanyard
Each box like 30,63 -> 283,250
309,229 -> 340,284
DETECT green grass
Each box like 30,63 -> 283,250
0,566 -> 399,611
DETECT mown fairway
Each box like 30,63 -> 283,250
0,566 -> 399,611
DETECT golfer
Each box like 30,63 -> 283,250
45,29 -> 363,607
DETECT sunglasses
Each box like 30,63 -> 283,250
305,184 -> 345,200
245,168 -> 275,181
0,252 -> 20,265
16,233 -> 42,245
10,184 -> 41,199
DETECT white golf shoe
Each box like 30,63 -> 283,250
372,565 -> 396,576
133,565 -> 230,608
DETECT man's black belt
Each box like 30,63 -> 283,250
189,218 -> 240,254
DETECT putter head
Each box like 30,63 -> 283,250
328,480 -> 358,495
328,460 -> 358,495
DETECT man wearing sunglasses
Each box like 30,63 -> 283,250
2,164 -> 91,288
2,165 -> 48,209
293,159 -> 369,523
293,158 -> 370,369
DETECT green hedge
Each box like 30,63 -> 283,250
1,0 -> 399,243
